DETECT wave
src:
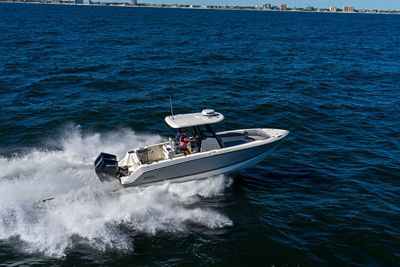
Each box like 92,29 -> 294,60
0,126 -> 232,258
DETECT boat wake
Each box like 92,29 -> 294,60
0,126 -> 233,258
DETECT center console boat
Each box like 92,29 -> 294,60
94,109 -> 288,187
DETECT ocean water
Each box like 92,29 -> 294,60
0,3 -> 399,266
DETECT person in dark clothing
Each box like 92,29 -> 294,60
175,128 -> 184,143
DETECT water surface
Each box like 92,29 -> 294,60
0,3 -> 399,266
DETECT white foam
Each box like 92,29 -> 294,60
0,126 -> 232,258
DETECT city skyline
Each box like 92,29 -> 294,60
140,0 -> 400,10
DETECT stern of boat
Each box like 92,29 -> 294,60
94,152 -> 120,182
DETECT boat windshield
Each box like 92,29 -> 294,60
197,125 -> 214,138
196,124 -> 224,150
170,124 -> 224,153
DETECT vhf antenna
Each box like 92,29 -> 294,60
169,96 -> 174,120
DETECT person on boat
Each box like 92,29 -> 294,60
176,128 -> 196,155
175,128 -> 184,143
173,128 -> 184,154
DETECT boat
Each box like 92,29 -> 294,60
94,109 -> 288,187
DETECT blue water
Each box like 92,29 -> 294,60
0,3 -> 399,266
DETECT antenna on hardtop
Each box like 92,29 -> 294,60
169,96 -> 174,120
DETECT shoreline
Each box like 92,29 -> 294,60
1,1 -> 399,15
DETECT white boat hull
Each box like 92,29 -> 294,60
118,128 -> 288,187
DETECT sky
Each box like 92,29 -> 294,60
146,0 -> 400,9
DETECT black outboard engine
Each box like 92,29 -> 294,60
94,152 -> 119,182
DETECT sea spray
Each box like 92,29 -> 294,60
0,126 -> 232,257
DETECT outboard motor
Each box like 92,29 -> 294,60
94,152 -> 118,182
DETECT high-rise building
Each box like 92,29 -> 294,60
279,3 -> 287,10
74,0 -> 83,4
329,6 -> 337,12
129,0 -> 137,5
263,3 -> 272,10
343,6 -> 354,12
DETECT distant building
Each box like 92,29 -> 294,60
343,6 -> 354,12
263,3 -> 272,10
329,6 -> 337,12
279,3 -> 287,10
74,0 -> 83,4
305,6 -> 315,11
129,0 -> 137,5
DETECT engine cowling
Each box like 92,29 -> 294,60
94,152 -> 118,182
